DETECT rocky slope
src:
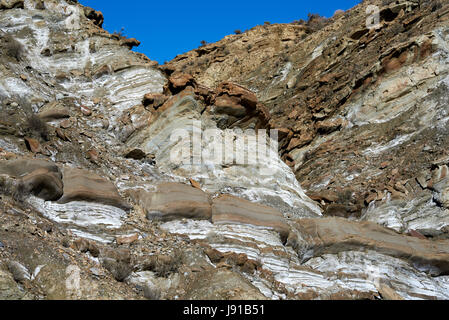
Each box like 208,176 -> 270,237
0,0 -> 449,300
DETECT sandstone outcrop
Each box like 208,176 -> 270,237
0,159 -> 63,201
57,168 -> 130,210
294,217 -> 449,276
132,183 -> 212,221
1,0 -> 449,301
212,194 -> 290,242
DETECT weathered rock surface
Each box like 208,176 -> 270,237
0,159 -> 63,200
132,183 -> 212,221
293,217 -> 449,276
0,0 -> 449,301
58,167 -> 129,210
183,269 -> 267,300
212,194 -> 290,242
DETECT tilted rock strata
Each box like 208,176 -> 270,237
0,0 -> 448,300
212,194 -> 291,242
293,217 -> 449,276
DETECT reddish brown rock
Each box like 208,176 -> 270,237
408,229 -> 427,240
142,93 -> 168,109
306,191 -> 338,203
323,203 -> 355,217
315,118 -> 345,134
189,178 -> 201,190
39,108 -> 70,122
377,284 -> 404,300
204,247 -> 224,263
55,128 -> 69,142
124,148 -> 146,160
166,73 -> 195,94
213,96 -> 247,117
20,168 -> 63,201
87,149 -> 99,163
365,192 -> 378,205
80,105 -> 92,116
213,82 -> 258,110
287,133 -> 314,151
24,137 -> 41,153
71,238 -> 100,257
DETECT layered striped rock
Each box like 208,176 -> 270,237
0,159 -> 63,201
133,183 -> 212,221
212,194 -> 290,242
57,167 -> 129,210
293,217 -> 449,276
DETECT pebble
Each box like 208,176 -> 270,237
0,241 -> 4,248
90,267 -> 104,277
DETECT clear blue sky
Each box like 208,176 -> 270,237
79,0 -> 361,64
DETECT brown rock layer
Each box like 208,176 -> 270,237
133,183 -> 212,221
57,167 -> 130,210
294,217 -> 449,276
212,194 -> 290,242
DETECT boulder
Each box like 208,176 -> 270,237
21,168 -> 64,201
124,148 -> 147,160
116,234 -> 139,245
0,159 -> 63,201
165,73 -> 195,94
38,102 -> 70,122
212,195 -> 290,242
120,38 -> 140,49
142,93 -> 168,109
24,137 -> 42,153
132,183 -> 211,221
57,167 -> 130,210
210,82 -> 270,128
83,6 -> 104,27
214,82 -> 258,110
294,217 -> 449,276
213,96 -> 247,117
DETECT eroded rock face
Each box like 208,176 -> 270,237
125,89 -> 321,218
1,0 -> 449,301
165,0 -> 449,225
